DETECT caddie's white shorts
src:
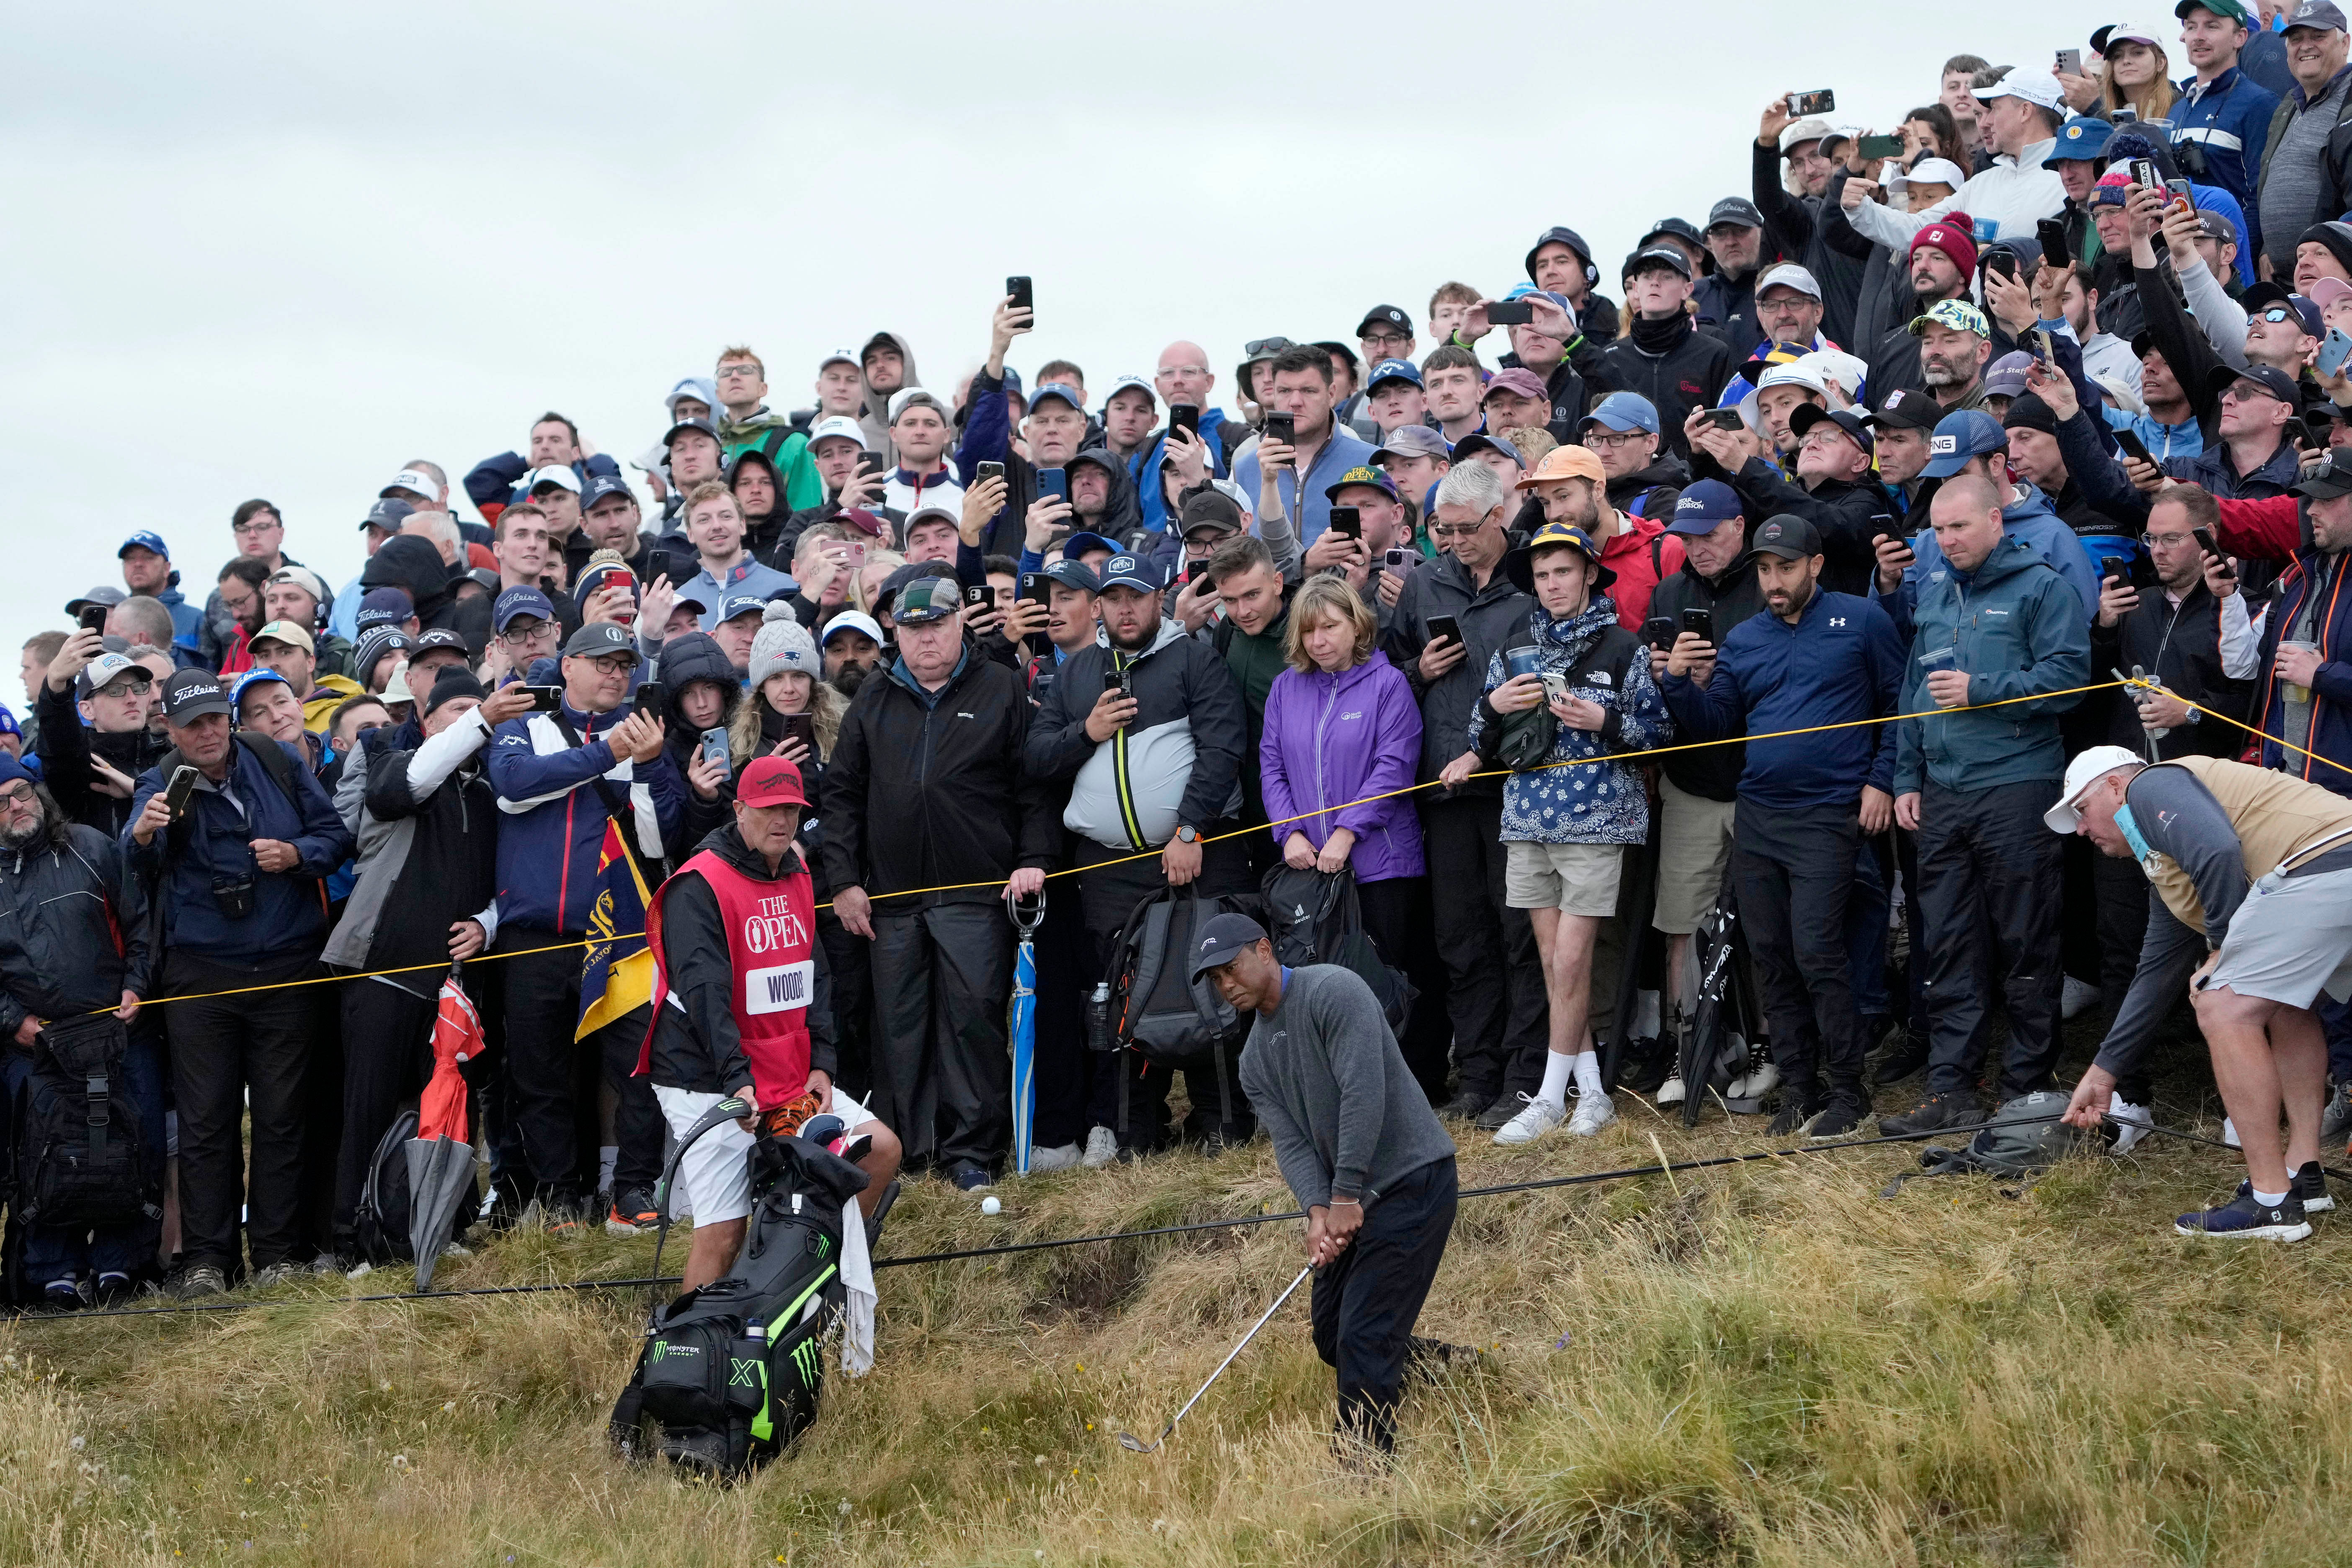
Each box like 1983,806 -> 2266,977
652,1085 -> 876,1226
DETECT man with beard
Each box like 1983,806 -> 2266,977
1685,403 -> 1894,596
33,636 -> 164,836
0,756 -> 156,1310
208,557 -> 272,675
1865,225 -> 1982,399
821,611 -> 887,700
1911,299 -> 1996,412
712,346 -> 823,511
1024,553 -> 1253,1157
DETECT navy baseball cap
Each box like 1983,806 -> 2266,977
1366,357 -> 1422,391
1641,217 -> 1706,251
1061,530 -> 1121,560
2044,116 -> 2115,165
118,530 -> 170,560
1042,559 -> 1101,593
2207,363 -> 2301,405
1097,554 -> 1167,593
2243,283 -> 2323,338
159,668 -> 231,725
1189,911 -> 1271,980
715,593 -> 769,624
581,472 -> 635,509
1452,432 -> 1525,468
1706,197 -> 1766,231
1921,410 -> 2009,479
355,587 -> 415,634
362,496 -> 415,533
494,585 -> 555,631
1524,224 -> 1594,279
1029,382 -> 1084,415
1581,392 -> 1661,436
1666,480 -> 1742,534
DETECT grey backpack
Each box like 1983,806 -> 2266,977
1883,1091 -> 2086,1195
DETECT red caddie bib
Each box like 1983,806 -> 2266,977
639,848 -> 816,1111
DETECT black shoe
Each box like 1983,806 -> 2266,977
1878,1091 -> 1982,1138
41,1279 -> 85,1313
1436,1088 -> 1495,1121
2293,1161 -> 2334,1215
1405,1337 -> 1483,1382
1874,1030 -> 1931,1087
950,1163 -> 993,1192
92,1272 -> 133,1308
1473,1095 -> 1522,1132
1806,1096 -> 1867,1140
1766,1100 -> 1818,1137
2176,1182 -> 2311,1240
606,1185 -> 662,1236
1618,1035 -> 1675,1096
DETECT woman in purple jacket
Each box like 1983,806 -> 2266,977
1259,576 -> 1449,1091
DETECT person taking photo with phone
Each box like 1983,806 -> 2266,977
34,634 -> 166,836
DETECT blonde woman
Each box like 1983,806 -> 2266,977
2094,26 -> 2177,124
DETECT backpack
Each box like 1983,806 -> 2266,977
1257,865 -> 1417,1036
1880,1091 -> 2086,1196
350,1104 -> 420,1264
11,1014 -> 160,1231
1096,885 -> 1257,1140
610,1132 -> 869,1478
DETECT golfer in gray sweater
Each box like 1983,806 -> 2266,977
1192,911 -> 1462,1457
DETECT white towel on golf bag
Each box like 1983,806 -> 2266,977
838,1197 -> 876,1376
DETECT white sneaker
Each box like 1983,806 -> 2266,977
1728,1042 -> 1778,1101
1080,1126 -> 1119,1168
1656,1072 -> 1686,1106
2223,1115 -> 2241,1150
1568,1092 -> 1617,1137
2108,1093 -> 2152,1155
1026,1142 -> 1081,1173
2062,976 -> 2100,1020
1492,1094 -> 1566,1146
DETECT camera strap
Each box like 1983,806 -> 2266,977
551,712 -> 663,882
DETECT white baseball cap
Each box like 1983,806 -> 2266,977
1105,373 -> 1157,408
806,415 -> 867,450
380,468 -> 439,502
2044,745 -> 2146,833
818,346 -> 861,371
521,465 -> 581,495
1975,67 -> 2067,114
821,610 -> 886,647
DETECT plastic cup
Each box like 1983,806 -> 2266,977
1504,645 -> 1543,679
2282,640 -> 2318,704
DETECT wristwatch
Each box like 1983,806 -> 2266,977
1174,825 -> 1199,844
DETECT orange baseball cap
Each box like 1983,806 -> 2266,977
1513,444 -> 1606,490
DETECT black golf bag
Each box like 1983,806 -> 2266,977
1257,864 -> 1416,1035
610,1130 -> 869,1478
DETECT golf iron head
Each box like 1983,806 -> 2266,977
1112,1264 -> 1312,1456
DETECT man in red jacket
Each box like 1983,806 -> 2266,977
1514,444 -> 1684,629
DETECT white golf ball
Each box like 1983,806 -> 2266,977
981,1196 -> 1002,1216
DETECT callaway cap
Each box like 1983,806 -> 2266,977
561,622 -> 640,663
1189,911 -> 1272,980
1667,480 -> 1742,534
820,610 -> 887,647
1366,358 -> 1422,391
2043,745 -> 2146,833
1748,515 -> 1824,561
1921,410 -> 2009,479
118,530 -> 170,560
736,755 -> 810,809
159,668 -> 232,725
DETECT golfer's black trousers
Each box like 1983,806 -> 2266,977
1310,1155 -> 1457,1452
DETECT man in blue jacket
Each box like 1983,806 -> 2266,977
1881,476 -> 2092,1135
1659,516 -> 1906,1138
486,622 -> 684,1228
1874,410 -> 2102,632
2174,0 -> 2281,258
126,669 -> 355,1297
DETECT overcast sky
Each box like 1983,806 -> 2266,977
3,1 -> 2152,684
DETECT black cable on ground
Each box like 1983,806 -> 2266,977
10,1112 -> 2329,1326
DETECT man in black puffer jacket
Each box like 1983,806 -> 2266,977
322,669 -> 535,1262
0,758 -> 157,1308
1586,248 -> 1738,460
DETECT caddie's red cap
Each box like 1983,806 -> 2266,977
736,755 -> 807,808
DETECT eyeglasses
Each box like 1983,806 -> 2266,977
588,653 -> 636,674
2141,531 -> 2194,548
717,363 -> 760,379
1156,364 -> 1209,378
2219,384 -> 2280,403
232,518 -> 281,536
499,620 -> 555,645
1360,332 -> 1412,351
0,783 -> 35,808
1428,520 -> 1493,540
1584,430 -> 1648,450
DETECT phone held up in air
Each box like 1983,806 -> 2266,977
1787,89 -> 1835,117
976,460 -> 1006,485
1019,571 -> 1050,605
1680,607 -> 1716,646
163,764 -> 199,818
2056,48 -> 2083,75
78,604 -> 108,634
1006,275 -> 1033,314
1856,133 -> 1905,160
2037,218 -> 2071,270
1484,299 -> 1535,327
526,684 -> 564,713
698,726 -> 732,779
632,680 -> 666,722
963,584 -> 991,609
1169,404 -> 1200,441
2128,158 -> 2160,191
1039,467 -> 1069,503
2320,328 -> 2352,379
1263,412 -> 1296,444
2191,526 -> 2236,581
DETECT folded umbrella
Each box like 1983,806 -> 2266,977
408,963 -> 484,1292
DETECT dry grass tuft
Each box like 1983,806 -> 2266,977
9,1091 -> 2352,1565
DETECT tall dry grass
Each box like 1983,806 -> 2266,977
7,1096 -> 2352,1567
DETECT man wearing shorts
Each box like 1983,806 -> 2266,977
640,756 -> 903,1290
2053,748 -> 2352,1240
1438,521 -> 1668,1145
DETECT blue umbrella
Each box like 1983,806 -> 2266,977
1009,892 -> 1045,1175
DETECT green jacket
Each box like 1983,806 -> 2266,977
720,414 -> 824,512
1893,535 -> 2089,797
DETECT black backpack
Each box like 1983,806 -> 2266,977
350,1104 -> 419,1264
1096,885 -> 1256,1141
1257,865 -> 1417,1036
610,1132 -> 869,1478
11,1014 -> 160,1231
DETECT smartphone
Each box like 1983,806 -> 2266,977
1983,251 -> 2019,284
1383,547 -> 1412,571
2099,554 -> 2131,588
1857,133 -> 1905,160
1540,672 -> 1571,706
1703,407 -> 1746,432
2056,48 -> 2082,75
162,764 -> 199,818
2037,218 -> 2072,269
2028,326 -> 2057,364
698,726 -> 732,778
1264,412 -> 1296,444
779,713 -> 816,755
1019,570 -> 1050,605
1680,608 -> 1716,645
1103,662 -> 1131,699
855,451 -> 886,479
1328,506 -> 1362,539
2112,106 -> 2139,123
632,680 -> 666,722
2128,158 -> 2159,191
2164,177 -> 2195,213
1642,615 -> 1678,651
2112,428 -> 2153,464
2191,526 -> 2237,580
1426,614 -> 1463,648
1169,404 -> 1200,441
2321,330 -> 2352,379
1787,90 -> 1836,116
1039,467 -> 1068,503
526,684 -> 564,712
963,584 -> 991,609
1485,299 -> 1536,327
1006,275 -> 1033,314
77,604 -> 109,634
976,460 -> 1006,485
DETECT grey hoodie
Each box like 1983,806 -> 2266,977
857,330 -> 920,465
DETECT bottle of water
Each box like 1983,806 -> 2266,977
1085,983 -> 1112,1052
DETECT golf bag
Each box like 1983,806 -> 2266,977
1091,884 -> 1256,1143
10,1014 -> 159,1230
610,1130 -> 870,1478
1257,865 -> 1416,1036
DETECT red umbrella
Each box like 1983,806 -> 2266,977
408,964 -> 484,1291
418,967 -> 482,1144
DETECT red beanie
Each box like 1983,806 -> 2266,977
1910,217 -> 1979,278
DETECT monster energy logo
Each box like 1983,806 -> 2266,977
729,1358 -> 759,1388
817,1234 -> 830,1259
790,1337 -> 821,1386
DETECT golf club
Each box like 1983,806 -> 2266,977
1117,1264 -> 1313,1453
641,1094 -> 752,1323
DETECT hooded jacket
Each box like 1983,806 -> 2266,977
1381,547 -> 1538,794
1258,650 -> 1426,883
956,365 -> 1057,560
1892,535 -> 2091,796
486,697 -> 686,934
1604,453 -> 1691,523
1067,447 -> 1147,550
656,632 -> 744,848
820,647 -> 1057,909
717,410 -> 823,513
1881,484 -> 2103,634
726,447 -> 799,564
1025,618 -> 1248,852
1645,550 -> 1769,802
360,534 -> 459,632
1589,315 -> 1739,460
642,822 -> 836,1095
324,705 -> 501,986
1592,510 -> 1686,629
0,821 -> 149,1041
2213,493 -> 2352,795
1470,597 -> 1669,845
856,331 -> 920,463
34,682 -> 170,837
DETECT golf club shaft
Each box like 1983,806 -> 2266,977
1160,1264 -> 1313,1439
